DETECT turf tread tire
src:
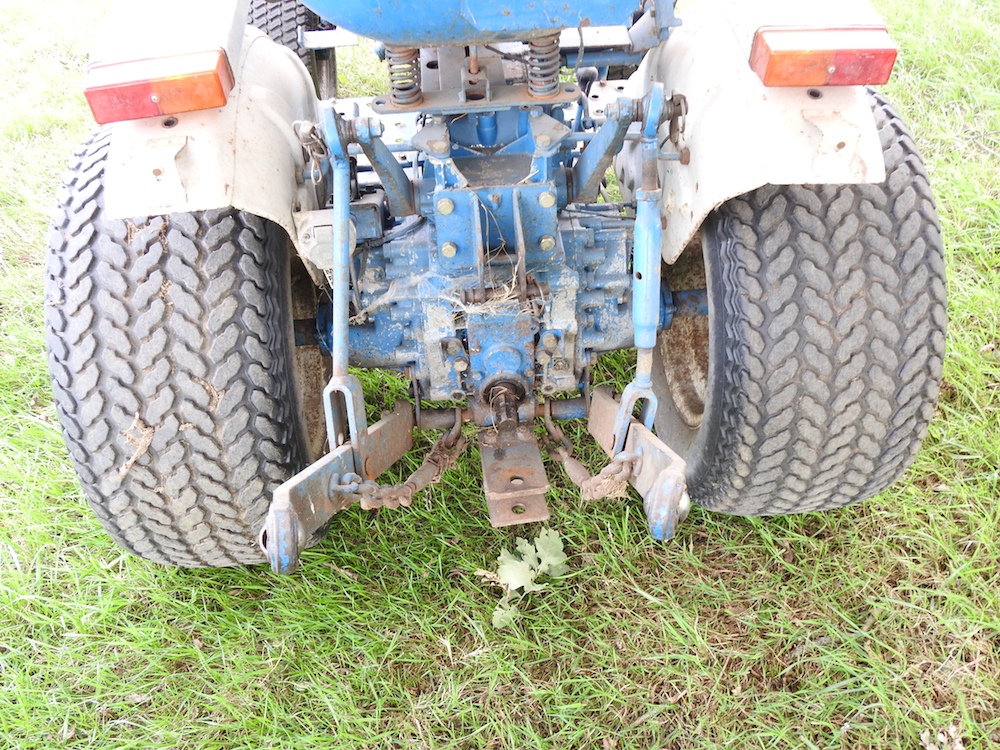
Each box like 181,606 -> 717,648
679,90 -> 946,515
45,129 -> 308,567
248,0 -> 317,66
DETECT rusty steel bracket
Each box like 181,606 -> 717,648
588,386 -> 691,541
260,402 -> 414,574
479,423 -> 551,527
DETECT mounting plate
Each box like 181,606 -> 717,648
478,425 -> 551,527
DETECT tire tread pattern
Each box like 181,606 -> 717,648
248,0 -> 317,65
692,91 -> 946,515
45,130 -> 305,567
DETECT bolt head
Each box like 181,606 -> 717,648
537,350 -> 552,365
437,198 -> 455,216
441,241 -> 458,258
539,235 -> 556,252
539,191 -> 556,209
541,332 -> 559,348
536,134 -> 551,148
454,357 -> 469,372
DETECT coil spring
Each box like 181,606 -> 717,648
386,47 -> 422,107
527,35 -> 561,99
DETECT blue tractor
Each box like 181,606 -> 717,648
46,0 -> 945,572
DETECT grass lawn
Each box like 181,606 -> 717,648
1,0 -> 999,747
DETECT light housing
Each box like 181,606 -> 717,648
84,49 -> 234,124
749,26 -> 898,87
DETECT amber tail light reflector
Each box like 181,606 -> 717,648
84,49 -> 234,124
750,26 -> 898,87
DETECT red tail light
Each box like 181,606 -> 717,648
750,27 -> 898,87
84,50 -> 234,124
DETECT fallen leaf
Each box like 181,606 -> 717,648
497,549 -> 544,593
492,599 -> 520,629
534,528 -> 569,575
515,536 -> 540,569
475,568 -> 500,585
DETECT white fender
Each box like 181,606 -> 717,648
615,0 -> 891,264
103,26 -> 321,251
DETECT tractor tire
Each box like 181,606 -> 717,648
45,129 -> 312,567
248,0 -> 317,67
652,90 -> 946,516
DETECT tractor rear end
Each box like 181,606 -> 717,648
45,0 -> 945,572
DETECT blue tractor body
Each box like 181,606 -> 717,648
300,0 -> 637,45
251,0 -> 697,571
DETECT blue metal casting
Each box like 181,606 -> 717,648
355,118 -> 416,216
572,99 -> 639,203
301,0 -> 640,47
263,0 -> 705,566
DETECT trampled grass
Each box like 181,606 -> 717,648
1,0 -> 998,747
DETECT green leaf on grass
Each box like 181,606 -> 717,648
534,528 -> 569,576
487,529 -> 571,628
497,548 -> 544,593
492,599 -> 520,629
515,536 -> 540,569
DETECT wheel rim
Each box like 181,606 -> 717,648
653,237 -> 711,443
